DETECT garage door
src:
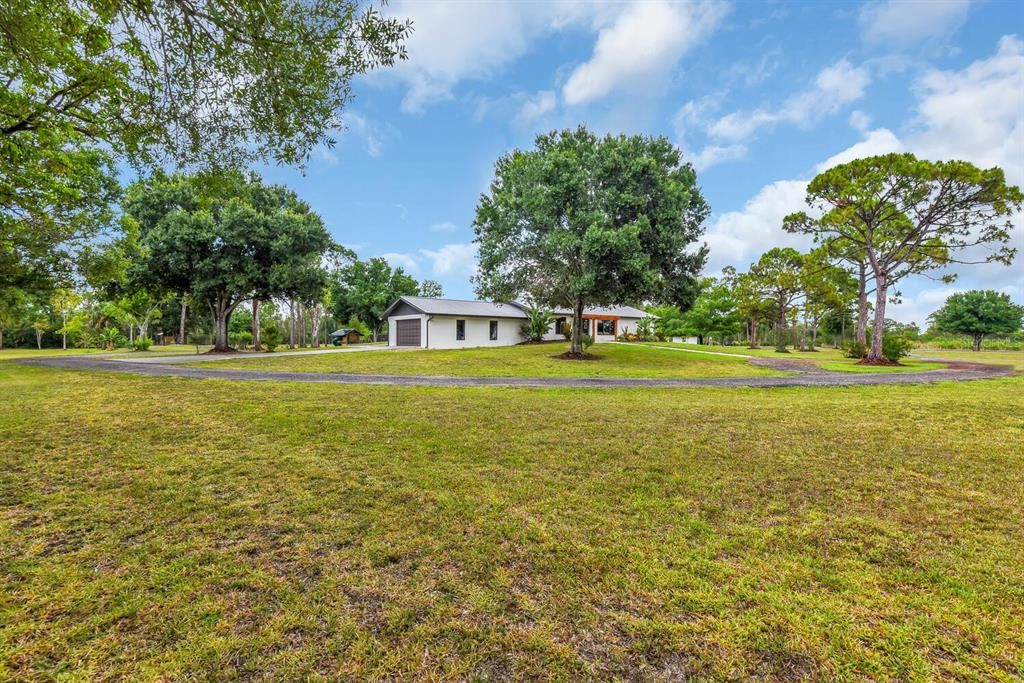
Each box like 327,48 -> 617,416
395,319 -> 421,347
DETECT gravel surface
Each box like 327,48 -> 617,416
17,354 -> 1013,388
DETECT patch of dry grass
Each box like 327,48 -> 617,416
1,362 -> 1022,680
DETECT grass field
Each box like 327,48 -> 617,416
639,342 -> 850,360
914,349 -> 1024,371
0,344 -> 212,360
185,342 -> 787,378
1,359 -> 1022,680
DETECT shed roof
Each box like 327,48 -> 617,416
330,328 -> 362,336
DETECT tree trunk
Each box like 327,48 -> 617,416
570,300 -> 584,354
855,261 -> 868,347
310,308 -> 322,348
973,334 -> 983,352
178,300 -> 187,344
251,298 -> 261,351
774,298 -> 788,352
0,328 -> 4,350
35,329 -> 42,350
288,301 -> 296,349
749,319 -> 759,348
211,298 -> 237,352
867,273 -> 888,362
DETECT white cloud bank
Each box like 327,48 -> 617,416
383,0 -> 726,112
701,36 -> 1024,322
859,0 -> 971,47
562,0 -> 727,106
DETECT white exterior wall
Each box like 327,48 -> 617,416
426,315 -> 524,349
387,314 -> 428,348
541,316 -> 644,342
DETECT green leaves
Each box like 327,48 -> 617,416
0,0 -> 411,168
929,290 -> 1024,349
473,126 -> 710,312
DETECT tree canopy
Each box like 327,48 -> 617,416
928,290 -> 1023,351
785,153 -> 1022,362
127,172 -> 331,350
330,257 -> 419,340
0,0 -> 411,169
473,126 -> 709,354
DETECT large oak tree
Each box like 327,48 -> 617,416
473,127 -> 709,355
127,172 -> 330,351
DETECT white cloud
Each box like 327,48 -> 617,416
909,34 -> 1024,186
382,1 -> 622,112
816,128 -> 903,171
419,243 -> 477,276
379,252 -> 419,272
849,110 -> 871,132
517,90 -> 557,123
689,144 -> 748,171
562,0 -> 727,106
859,0 -> 971,47
344,112 -> 387,158
430,221 -> 458,232
708,59 -> 871,142
701,180 -> 814,273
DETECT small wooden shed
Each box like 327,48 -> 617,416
331,328 -> 363,346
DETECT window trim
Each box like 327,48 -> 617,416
456,319 -> 465,341
489,320 -> 498,340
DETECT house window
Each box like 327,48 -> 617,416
555,317 -> 566,335
596,319 -> 615,336
578,318 -> 590,335
489,320 -> 498,340
456,319 -> 465,340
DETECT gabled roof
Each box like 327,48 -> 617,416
383,296 -> 653,320
331,328 -> 362,336
383,296 -> 528,319
551,304 -> 651,318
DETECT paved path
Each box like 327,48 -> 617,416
17,353 -> 1013,389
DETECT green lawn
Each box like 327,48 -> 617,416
0,347 -> 112,360
914,349 -> 1024,371
1,362 -> 1022,680
641,341 -> 849,360
186,342 -> 787,378
819,358 -> 947,373
0,344 -> 212,360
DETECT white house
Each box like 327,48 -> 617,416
383,296 -> 650,349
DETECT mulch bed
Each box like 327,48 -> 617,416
551,352 -> 603,361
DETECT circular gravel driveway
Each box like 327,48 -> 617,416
17,353 -> 1013,388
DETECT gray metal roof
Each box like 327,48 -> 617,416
384,297 -> 652,320
384,297 -> 528,319
330,328 -> 362,336
551,304 -> 651,318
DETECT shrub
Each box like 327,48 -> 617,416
581,333 -> 594,350
636,316 -> 655,341
521,305 -> 556,342
882,335 -> 914,363
844,341 -> 867,359
561,321 -> 572,341
262,323 -> 280,352
97,327 -> 122,351
132,336 -> 153,351
230,330 -> 252,349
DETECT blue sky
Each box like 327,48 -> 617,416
253,0 -> 1024,325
